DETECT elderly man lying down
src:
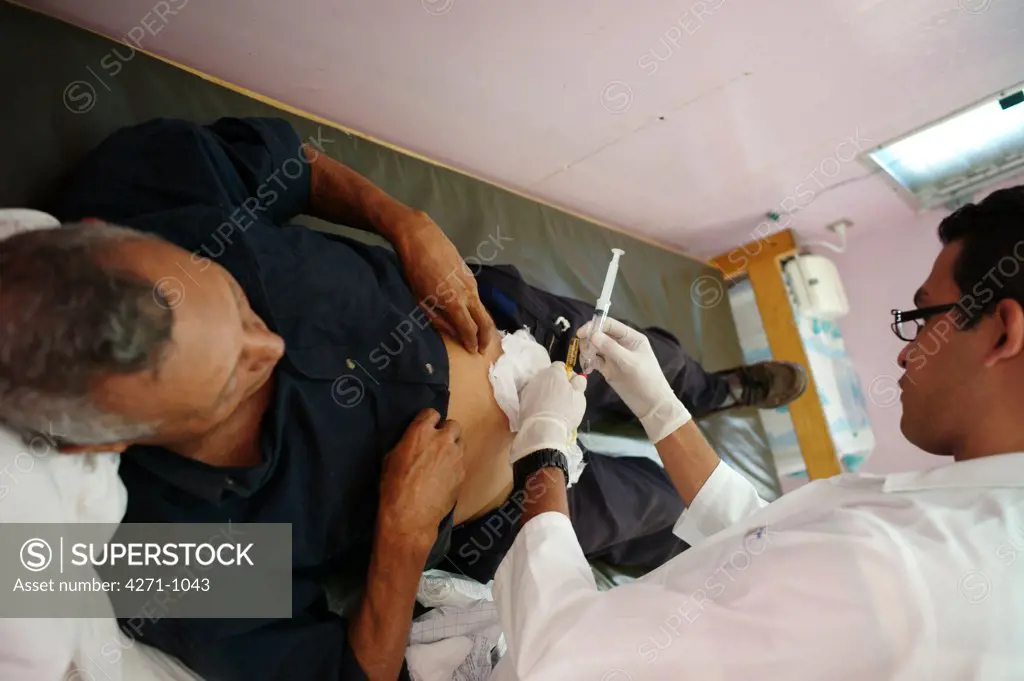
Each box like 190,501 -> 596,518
0,118 -> 804,681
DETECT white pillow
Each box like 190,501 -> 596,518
0,426 -> 128,680
0,208 -> 60,240
0,420 -> 202,681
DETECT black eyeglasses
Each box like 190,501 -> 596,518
890,304 -> 960,342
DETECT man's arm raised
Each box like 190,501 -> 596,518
304,147 -> 496,354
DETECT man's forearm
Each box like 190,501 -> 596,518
304,146 -> 416,241
655,420 -> 721,506
348,517 -> 433,680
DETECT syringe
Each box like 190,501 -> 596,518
579,248 -> 625,375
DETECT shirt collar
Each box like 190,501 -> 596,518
124,445 -> 273,503
123,374 -> 290,504
883,451 -> 1024,493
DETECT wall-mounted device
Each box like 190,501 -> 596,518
783,254 -> 850,319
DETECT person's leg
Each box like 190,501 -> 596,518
583,324 -> 811,420
567,449 -> 689,569
571,319 -> 731,423
442,446 -> 689,582
474,264 -> 808,422
443,504 -> 520,584
594,524 -> 688,569
633,326 -> 731,418
474,265 -> 731,419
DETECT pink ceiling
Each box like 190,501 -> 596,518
21,0 -> 1024,256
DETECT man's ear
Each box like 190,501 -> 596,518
983,298 -> 1024,367
58,442 -> 130,455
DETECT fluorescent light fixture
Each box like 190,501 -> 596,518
866,83 -> 1024,210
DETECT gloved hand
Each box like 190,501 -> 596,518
578,317 -> 691,443
510,362 -> 588,464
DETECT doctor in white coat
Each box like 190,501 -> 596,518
491,186 -> 1024,681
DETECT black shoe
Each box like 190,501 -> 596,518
709,361 -> 808,413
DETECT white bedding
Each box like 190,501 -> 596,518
0,426 -> 201,681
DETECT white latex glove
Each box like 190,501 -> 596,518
578,317 -> 692,443
510,362 -> 587,463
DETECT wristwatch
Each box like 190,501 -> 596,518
513,448 -> 570,493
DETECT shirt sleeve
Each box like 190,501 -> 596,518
672,459 -> 769,545
216,613 -> 369,681
52,117 -> 310,226
492,512 -> 602,677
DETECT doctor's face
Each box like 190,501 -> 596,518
896,242 -> 987,455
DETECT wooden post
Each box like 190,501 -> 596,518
711,229 -> 842,480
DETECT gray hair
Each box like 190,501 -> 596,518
0,222 -> 173,445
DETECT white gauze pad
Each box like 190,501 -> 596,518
488,329 -> 586,485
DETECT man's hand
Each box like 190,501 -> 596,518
352,410 -> 465,681
390,212 -> 497,354
378,408 -> 466,549
578,317 -> 691,443
304,150 -> 497,354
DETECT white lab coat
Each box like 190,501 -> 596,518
491,454 -> 1024,680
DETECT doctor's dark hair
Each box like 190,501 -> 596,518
0,222 -> 172,445
938,185 -> 1024,330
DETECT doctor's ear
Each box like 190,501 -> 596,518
983,299 -> 1024,366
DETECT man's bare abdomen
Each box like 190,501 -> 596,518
444,335 -> 515,525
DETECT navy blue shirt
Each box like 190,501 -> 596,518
53,117 -> 454,680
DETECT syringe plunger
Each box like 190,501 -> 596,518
579,248 -> 625,375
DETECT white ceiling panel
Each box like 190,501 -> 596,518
19,0 -> 1024,255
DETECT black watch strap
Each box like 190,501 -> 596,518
513,449 -> 570,492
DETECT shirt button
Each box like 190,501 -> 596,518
225,477 -> 237,488
346,358 -> 356,370
425,363 -> 434,375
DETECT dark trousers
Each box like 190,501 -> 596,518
441,266 -> 721,582
444,448 -> 690,582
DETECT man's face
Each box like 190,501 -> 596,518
897,241 -> 984,455
93,238 -> 285,443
